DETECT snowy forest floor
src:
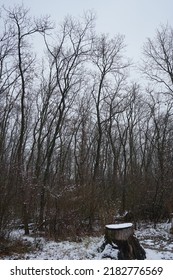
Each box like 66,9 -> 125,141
1,222 -> 173,260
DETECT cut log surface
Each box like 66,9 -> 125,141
105,223 -> 134,241
106,223 -> 133,229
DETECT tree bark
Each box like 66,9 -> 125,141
170,213 -> 173,234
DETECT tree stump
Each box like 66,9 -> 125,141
101,223 -> 146,260
170,213 -> 173,234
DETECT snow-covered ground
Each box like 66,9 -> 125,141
136,222 -> 173,260
1,222 -> 173,260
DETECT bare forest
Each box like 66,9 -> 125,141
1,4 -> 173,240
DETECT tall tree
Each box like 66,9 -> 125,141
36,12 -> 95,228
4,4 -> 51,234
142,24 -> 173,96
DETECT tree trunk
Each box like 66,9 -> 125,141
23,203 -> 29,235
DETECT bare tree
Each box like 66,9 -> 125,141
141,24 -> 173,222
33,12 -> 95,229
91,33 -> 129,182
2,4 -> 52,234
142,24 -> 173,96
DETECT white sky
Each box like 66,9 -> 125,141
1,0 -> 173,67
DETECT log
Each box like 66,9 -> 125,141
101,223 -> 146,260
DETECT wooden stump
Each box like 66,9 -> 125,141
101,223 -> 146,260
170,213 -> 173,234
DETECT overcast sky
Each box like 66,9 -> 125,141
1,0 -> 173,66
